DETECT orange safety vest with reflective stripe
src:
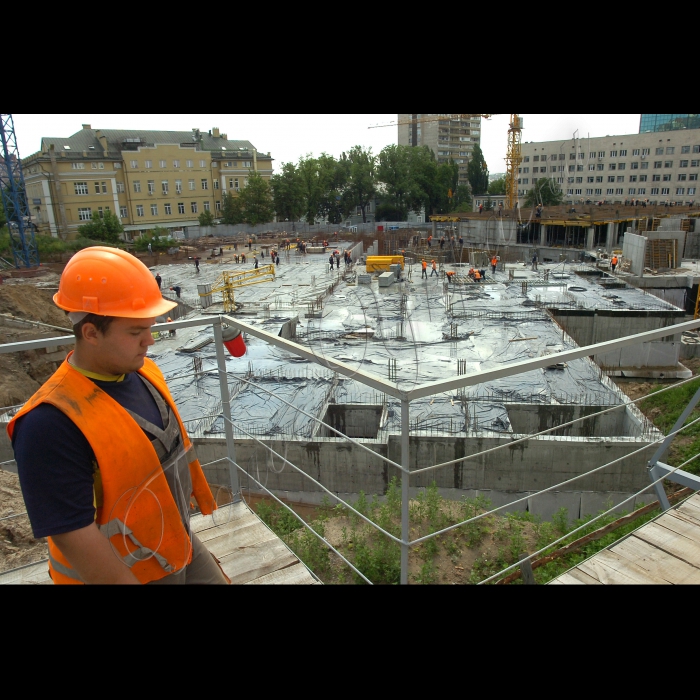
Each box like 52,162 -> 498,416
7,355 -> 217,585
422,261 -> 427,270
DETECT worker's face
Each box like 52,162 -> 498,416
83,317 -> 156,375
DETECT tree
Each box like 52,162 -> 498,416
270,162 -> 305,222
238,172 -> 274,225
78,209 -> 123,244
316,153 -> 349,224
377,145 -> 423,220
488,176 -> 506,195
297,155 -> 322,224
524,177 -> 564,207
344,146 -> 377,223
134,226 -> 171,252
221,192 -> 245,225
198,210 -> 215,227
466,143 -> 489,196
450,184 -> 472,212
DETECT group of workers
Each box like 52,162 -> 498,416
328,250 -> 353,271
421,254 -> 499,282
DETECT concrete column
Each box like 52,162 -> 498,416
586,226 -> 595,251
432,220 -> 437,238
606,222 -> 615,252
540,224 -> 547,246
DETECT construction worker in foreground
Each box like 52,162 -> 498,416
8,247 -> 228,585
611,255 -> 618,273
421,259 -> 428,279
430,259 -> 438,277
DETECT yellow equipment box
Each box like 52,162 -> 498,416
365,255 -> 405,272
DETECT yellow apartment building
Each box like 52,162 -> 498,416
21,125 -> 273,240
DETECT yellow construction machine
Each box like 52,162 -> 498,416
201,265 -> 276,312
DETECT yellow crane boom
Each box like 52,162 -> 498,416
202,265 -> 276,312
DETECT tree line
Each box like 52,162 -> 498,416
215,143 -> 493,226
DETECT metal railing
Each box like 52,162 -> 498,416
2,313 -> 700,584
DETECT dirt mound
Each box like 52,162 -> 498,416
0,471 -> 48,574
0,284 -> 70,328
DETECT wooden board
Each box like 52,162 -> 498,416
552,569 -> 602,585
577,549 -> 669,584
635,520 -> 700,566
218,538 -> 299,585
246,562 -> 319,585
609,536 -> 700,584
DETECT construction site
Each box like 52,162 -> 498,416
3,113 -> 700,584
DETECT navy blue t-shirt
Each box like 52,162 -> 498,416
12,372 -> 164,540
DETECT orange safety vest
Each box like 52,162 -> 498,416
7,355 -> 217,585
422,261 -> 427,270
492,257 -> 497,266
612,257 -> 618,265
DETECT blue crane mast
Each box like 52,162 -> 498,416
0,113 -> 39,268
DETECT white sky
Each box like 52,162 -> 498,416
11,113 -> 641,176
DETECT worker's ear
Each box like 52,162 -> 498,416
80,322 -> 101,345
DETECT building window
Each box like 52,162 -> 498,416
664,161 -> 673,168
74,182 -> 89,195
523,156 -> 529,162
134,181 -> 141,193
629,175 -> 637,182
609,163 -> 616,170
567,177 -> 574,184
692,160 -> 700,168
551,166 -> 557,173
567,189 -> 573,195
91,163 -> 98,169
638,188 -> 646,195
588,164 -> 595,171
159,160 -> 167,168
116,182 -> 124,193
199,160 -> 206,168
78,207 -> 92,221
214,179 -> 219,190
667,147 -> 675,155
186,160 -> 193,168
244,161 -> 252,168
586,188 -> 593,195
694,146 -> 700,153
175,179 -> 182,193
596,176 -> 603,183
608,176 -> 615,183
641,162 -> 649,169
522,167 -> 529,174
94,182 -> 101,194
618,163 -> 626,170
165,203 -> 172,215
201,179 -> 208,190
663,174 -> 672,181
617,176 -> 625,183
633,149 -> 640,156
651,188 -> 659,195
640,175 -> 647,182
631,162 -> 639,170
568,165 -> 575,172
120,206 -> 127,218
620,150 -> 627,157
145,160 -> 152,168
162,181 -> 169,194
629,188 -> 636,195
148,180 -> 155,194
656,147 -> 664,155
114,163 -> 122,169
578,152 -> 585,159
191,202 -> 198,214
676,188 -> 685,195
151,204 -> 158,216
130,160 -> 138,169
225,162 -> 231,167
598,151 -> 605,158
661,188 -> 670,195
587,176 -> 594,183
522,178 -> 528,184
690,174 -> 698,181
102,182 -> 107,193
595,188 -> 602,195
606,188 -> 614,195
615,188 -> 623,195
576,177 -> 582,183
570,153 -> 577,161
654,161 -> 662,169
71,163 -> 85,170
688,187 -> 696,195
610,150 -> 617,157
178,202 -> 185,214
682,146 -> 691,154
575,188 -> 582,195
188,179 -> 195,191
136,205 -> 144,217
557,177 -> 564,184
541,155 -> 548,161
596,164 -> 604,171
204,201 -> 210,211
215,200 -> 221,211
680,160 -> 689,168
653,174 -> 661,181
642,148 -> 650,155
173,160 -> 180,168
678,174 -> 687,181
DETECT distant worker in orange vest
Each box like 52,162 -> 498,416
491,255 -> 498,274
421,259 -> 428,279
7,247 -> 229,585
611,255 -> 618,273
474,269 -> 482,283
446,270 -> 456,283
430,260 -> 438,277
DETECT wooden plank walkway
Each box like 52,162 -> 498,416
0,501 -> 319,585
550,492 -> 700,585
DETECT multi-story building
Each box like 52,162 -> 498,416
21,125 -> 273,239
640,114 -> 700,133
517,130 -> 700,205
397,114 -> 481,188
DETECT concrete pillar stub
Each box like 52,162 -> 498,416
540,224 -> 547,246
586,226 -> 595,251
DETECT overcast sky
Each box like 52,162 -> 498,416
11,113 -> 641,176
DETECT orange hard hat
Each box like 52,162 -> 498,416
54,246 -> 176,318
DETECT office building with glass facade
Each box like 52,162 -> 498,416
640,114 -> 699,133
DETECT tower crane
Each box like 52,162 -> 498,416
0,114 -> 40,268
369,114 -> 523,210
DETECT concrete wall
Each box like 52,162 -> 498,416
506,404 -> 629,437
623,232 -> 647,276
